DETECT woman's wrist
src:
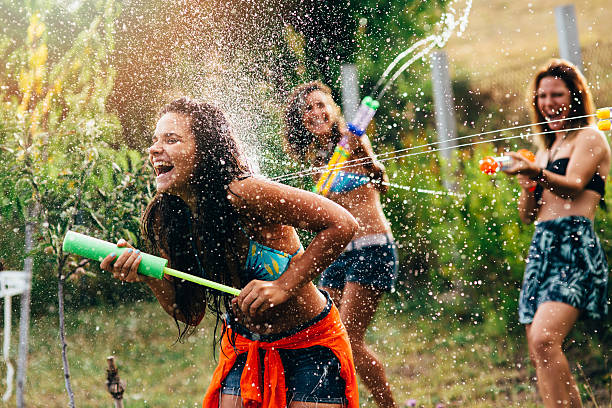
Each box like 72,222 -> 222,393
529,168 -> 544,182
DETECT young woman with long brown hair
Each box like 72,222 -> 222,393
285,82 -> 398,408
101,97 -> 361,407
504,59 -> 609,407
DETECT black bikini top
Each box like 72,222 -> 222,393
534,158 -> 606,209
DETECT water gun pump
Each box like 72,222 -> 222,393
347,96 -> 380,137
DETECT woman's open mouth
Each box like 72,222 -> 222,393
154,161 -> 175,178
544,109 -> 567,122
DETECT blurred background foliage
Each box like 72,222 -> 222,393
0,0 -> 609,343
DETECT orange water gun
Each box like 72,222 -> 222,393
479,149 -> 535,175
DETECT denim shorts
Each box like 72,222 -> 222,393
519,216 -> 609,324
320,239 -> 399,292
221,291 -> 347,404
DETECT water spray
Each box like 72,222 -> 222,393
372,0 -> 473,100
274,111 -> 605,183
313,0 -> 472,196
62,231 -> 241,296
277,110 -> 609,186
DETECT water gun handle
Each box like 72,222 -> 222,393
347,96 -> 380,137
596,107 -> 611,120
62,231 -> 241,296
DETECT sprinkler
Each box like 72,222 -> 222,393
62,231 -> 241,296
479,149 -> 535,175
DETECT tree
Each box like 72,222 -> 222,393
0,1 -> 152,404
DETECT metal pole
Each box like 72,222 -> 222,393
555,4 -> 583,72
431,50 -> 457,190
3,295 -> 13,402
16,205 -> 35,408
340,64 -> 360,121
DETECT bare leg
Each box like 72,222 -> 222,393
526,301 -> 582,407
220,394 -> 243,408
340,282 -> 397,408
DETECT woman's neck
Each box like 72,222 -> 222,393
316,125 -> 344,150
174,187 -> 199,216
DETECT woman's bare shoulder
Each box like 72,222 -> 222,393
574,127 -> 610,155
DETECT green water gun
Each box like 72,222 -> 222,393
62,230 -> 241,296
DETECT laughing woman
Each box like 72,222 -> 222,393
100,98 -> 360,407
285,82 -> 398,408
503,59 -> 609,408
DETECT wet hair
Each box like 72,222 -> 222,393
284,81 -> 345,162
141,97 -> 249,342
530,59 -> 595,150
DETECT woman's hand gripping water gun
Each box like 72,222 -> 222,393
62,230 -> 241,296
479,149 -> 536,175
481,149 -> 538,192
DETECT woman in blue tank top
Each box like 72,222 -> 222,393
284,82 -> 399,408
100,98 -> 361,406
503,59 -> 610,408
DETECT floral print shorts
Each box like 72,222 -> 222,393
519,216 -> 609,324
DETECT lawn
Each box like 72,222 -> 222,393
4,295 -> 608,407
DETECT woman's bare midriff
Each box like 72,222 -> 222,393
328,184 -> 390,238
232,282 -> 327,334
536,189 -> 601,222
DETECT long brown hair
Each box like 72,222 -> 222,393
141,98 -> 249,341
284,81 -> 345,162
530,59 -> 595,150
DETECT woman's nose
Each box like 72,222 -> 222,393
148,141 -> 162,155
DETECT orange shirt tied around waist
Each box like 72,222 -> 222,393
202,304 -> 358,408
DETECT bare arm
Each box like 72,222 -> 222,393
346,129 -> 389,193
229,177 -> 358,316
506,129 -> 609,199
516,175 -> 539,224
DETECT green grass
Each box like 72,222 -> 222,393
2,297 -> 608,407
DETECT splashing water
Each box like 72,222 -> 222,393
374,0 -> 473,99
169,51 -> 279,174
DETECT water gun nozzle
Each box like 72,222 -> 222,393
598,120 -> 611,131
596,108 -> 611,120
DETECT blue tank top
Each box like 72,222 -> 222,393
237,222 -> 301,282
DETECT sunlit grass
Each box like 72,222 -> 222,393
3,296 -> 608,407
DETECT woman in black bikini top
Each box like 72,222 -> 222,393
503,59 -> 610,408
